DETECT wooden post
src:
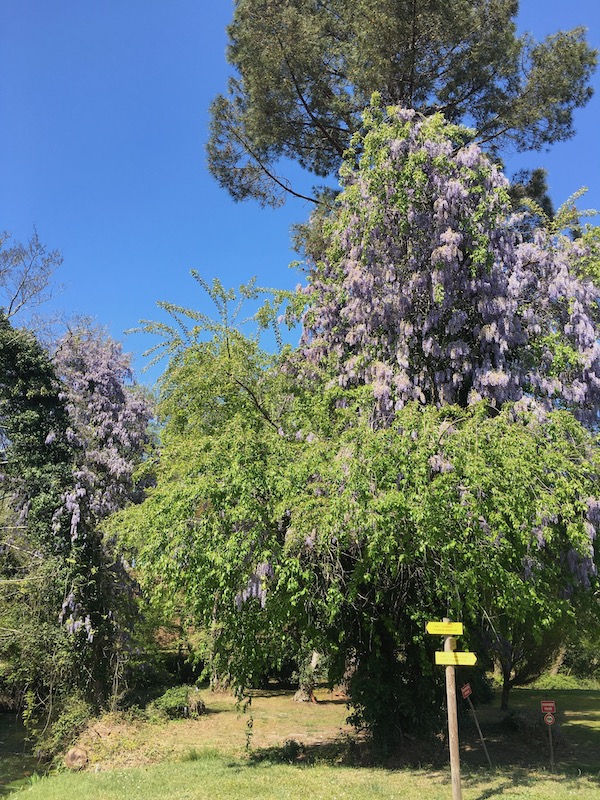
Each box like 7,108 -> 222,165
548,722 -> 554,771
444,618 -> 462,800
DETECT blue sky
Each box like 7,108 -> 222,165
1,1 -> 599,383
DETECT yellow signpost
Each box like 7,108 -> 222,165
426,621 -> 464,636
427,620 -> 479,800
435,651 -> 477,666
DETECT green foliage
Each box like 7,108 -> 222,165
573,226 -> 600,311
25,691 -> 93,761
0,314 -> 82,750
0,312 -> 73,550
528,673 -> 599,691
146,685 -> 205,721
131,271 -> 298,370
208,0 -> 597,206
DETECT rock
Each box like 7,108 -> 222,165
64,746 -> 88,770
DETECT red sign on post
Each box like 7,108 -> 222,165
541,701 -> 556,714
461,683 -> 472,700
544,713 -> 555,726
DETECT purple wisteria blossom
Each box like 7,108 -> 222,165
300,107 -> 600,426
51,326 -> 153,636
52,326 -> 152,540
235,561 -> 274,610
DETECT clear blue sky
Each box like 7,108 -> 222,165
1,1 -> 599,383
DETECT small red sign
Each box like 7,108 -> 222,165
541,701 -> 556,714
544,713 -> 555,726
461,683 -> 472,699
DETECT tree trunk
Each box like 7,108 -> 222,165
500,674 -> 511,711
549,646 -> 566,676
293,650 -> 320,703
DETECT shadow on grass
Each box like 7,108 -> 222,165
456,764 -> 600,800
248,733 -> 453,770
249,737 -> 368,768
246,718 -> 600,781
462,767 -> 537,796
468,781 -> 514,800
0,714 -> 40,796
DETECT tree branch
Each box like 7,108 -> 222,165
228,122 -> 322,206
277,36 -> 347,158
227,371 -> 280,433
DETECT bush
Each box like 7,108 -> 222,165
146,685 -> 205,721
528,672 -> 600,691
26,691 -> 93,760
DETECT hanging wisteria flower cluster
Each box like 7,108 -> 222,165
301,102 -> 600,425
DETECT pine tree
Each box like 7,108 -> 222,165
208,0 -> 597,206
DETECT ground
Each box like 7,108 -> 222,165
71,687 -> 600,774
4,686 -> 600,799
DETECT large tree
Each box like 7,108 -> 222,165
208,0 -> 597,206
114,329 -> 599,742
116,99 -> 600,749
116,146 -> 600,734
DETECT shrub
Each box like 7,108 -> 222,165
529,673 -> 600,691
146,685 -> 206,720
27,691 -> 93,760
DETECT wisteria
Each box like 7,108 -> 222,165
49,326 -> 152,641
300,104 -> 600,426
234,561 -> 274,610
59,592 -> 94,642
52,327 -> 152,541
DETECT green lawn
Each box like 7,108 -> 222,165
12,756 -> 600,800
7,688 -> 600,799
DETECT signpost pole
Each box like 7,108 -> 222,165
541,701 -> 556,771
444,618 -> 462,800
466,695 -> 492,769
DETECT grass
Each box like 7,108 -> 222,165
7,686 -> 600,799
61,688 -> 355,770
11,756 -> 600,800
0,714 -> 38,796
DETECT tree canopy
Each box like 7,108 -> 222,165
208,0 -> 597,206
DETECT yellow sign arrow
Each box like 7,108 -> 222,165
426,621 -> 464,636
435,651 -> 477,666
